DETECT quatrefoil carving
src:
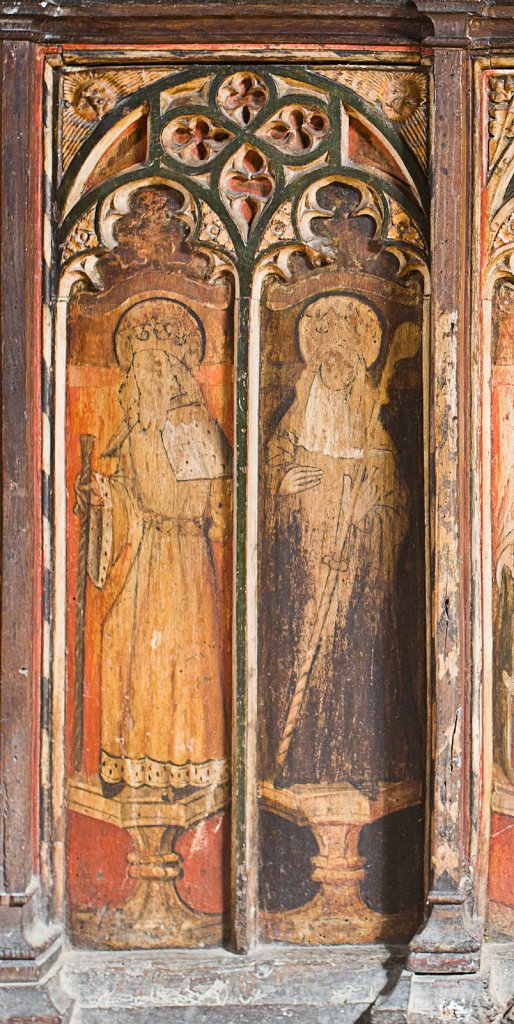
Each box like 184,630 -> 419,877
257,105 -> 329,155
162,115 -> 233,165
217,72 -> 268,126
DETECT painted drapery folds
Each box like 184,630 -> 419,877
257,188 -> 426,944
57,62 -> 429,949
483,73 -> 514,939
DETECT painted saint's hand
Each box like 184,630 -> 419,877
73,472 -> 104,515
279,465 -> 323,496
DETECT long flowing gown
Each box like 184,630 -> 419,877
260,369 -> 421,793
87,399 -> 231,790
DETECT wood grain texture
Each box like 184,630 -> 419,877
0,38 -> 38,900
0,0 -> 512,1017
0,0 -> 430,46
408,28 -> 481,975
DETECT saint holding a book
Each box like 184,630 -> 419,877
75,297 -> 231,797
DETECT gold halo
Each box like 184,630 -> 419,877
114,297 -> 204,373
298,294 -> 382,368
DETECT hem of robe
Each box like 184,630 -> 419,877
100,750 -> 229,789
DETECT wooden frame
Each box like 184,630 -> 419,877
0,2 -> 513,1021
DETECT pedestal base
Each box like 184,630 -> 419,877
259,778 -> 422,945
261,890 -> 418,945
0,880 -> 63,983
408,898 -> 481,974
68,776 -> 229,949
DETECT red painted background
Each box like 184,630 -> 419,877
66,359 -> 233,919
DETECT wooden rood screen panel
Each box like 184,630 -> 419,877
56,61 -> 429,950
480,65 -> 514,942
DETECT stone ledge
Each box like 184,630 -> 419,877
1,941 -> 513,1023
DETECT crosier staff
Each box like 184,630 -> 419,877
73,433 -> 96,773
276,322 -> 419,770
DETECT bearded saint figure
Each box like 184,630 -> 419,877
77,298 -> 231,796
261,294 -> 421,793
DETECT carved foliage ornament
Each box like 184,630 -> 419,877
489,74 -> 514,170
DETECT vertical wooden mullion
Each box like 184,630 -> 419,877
0,37 -> 39,904
231,270 -> 258,953
409,14 -> 480,973
0,39 -> 62,979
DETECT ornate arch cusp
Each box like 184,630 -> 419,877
57,65 -> 429,280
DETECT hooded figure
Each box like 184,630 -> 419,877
260,294 -> 420,793
82,297 -> 231,795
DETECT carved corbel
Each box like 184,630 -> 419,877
413,0 -> 488,47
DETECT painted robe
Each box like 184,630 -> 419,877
494,472 -> 514,782
261,367 -> 421,793
87,399 -> 231,790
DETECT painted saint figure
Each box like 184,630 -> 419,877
75,298 -> 231,796
494,470 -> 514,784
261,294 -> 421,793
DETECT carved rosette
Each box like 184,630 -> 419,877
51,60 -> 432,962
59,65 -> 428,270
197,201 -> 236,255
257,201 -> 296,253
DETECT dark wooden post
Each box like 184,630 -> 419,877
0,39 -> 62,984
408,0 -> 484,974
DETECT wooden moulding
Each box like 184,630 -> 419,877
0,2 -> 432,47
0,38 -> 62,983
407,7 -> 481,976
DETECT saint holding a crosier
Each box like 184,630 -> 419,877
261,294 -> 421,793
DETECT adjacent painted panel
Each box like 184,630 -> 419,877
257,182 -> 426,944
